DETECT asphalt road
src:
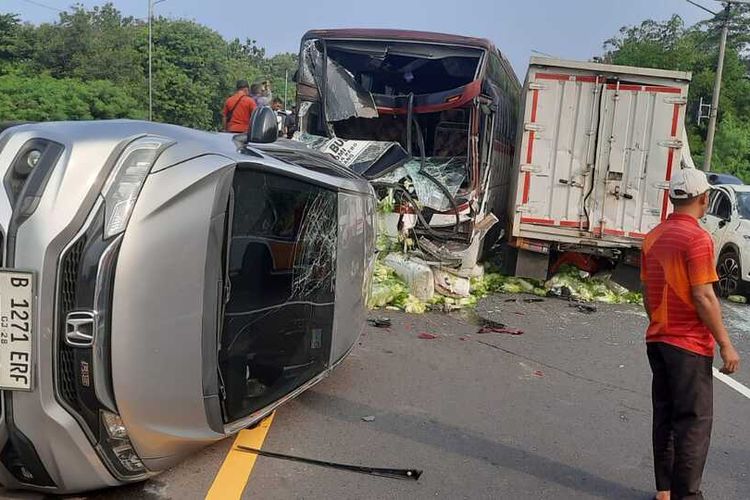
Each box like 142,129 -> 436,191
3,296 -> 749,499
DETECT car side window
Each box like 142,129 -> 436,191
710,191 -> 732,220
708,190 -> 720,212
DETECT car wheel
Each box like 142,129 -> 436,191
717,249 -> 742,297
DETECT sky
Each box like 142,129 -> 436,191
3,0 -> 715,78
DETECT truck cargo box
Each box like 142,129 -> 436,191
510,57 -> 693,259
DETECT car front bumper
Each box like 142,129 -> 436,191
0,127 -> 129,493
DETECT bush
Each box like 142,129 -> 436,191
0,74 -> 144,121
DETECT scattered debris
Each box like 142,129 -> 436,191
430,294 -> 477,312
545,266 -> 643,304
480,318 -> 506,329
728,295 -> 747,304
504,297 -> 544,304
417,333 -> 439,340
368,260 -> 415,310
361,415 -> 376,422
236,446 -> 422,481
570,302 -> 597,314
368,258 -> 642,314
477,326 -> 524,336
434,268 -> 471,298
459,336 -> 470,341
384,253 -> 435,301
367,317 -> 392,328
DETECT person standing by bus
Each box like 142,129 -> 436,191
222,80 -> 257,133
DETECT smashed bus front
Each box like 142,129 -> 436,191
294,29 -> 520,276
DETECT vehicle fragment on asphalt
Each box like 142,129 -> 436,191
235,446 -> 423,481
367,317 -> 393,328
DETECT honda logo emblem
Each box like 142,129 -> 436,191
65,311 -> 97,347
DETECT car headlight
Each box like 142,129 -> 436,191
99,410 -> 147,476
101,136 -> 172,239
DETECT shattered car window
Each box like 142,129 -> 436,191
220,169 -> 337,423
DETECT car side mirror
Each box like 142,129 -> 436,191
247,107 -> 278,144
718,219 -> 727,228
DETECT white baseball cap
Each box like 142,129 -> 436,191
669,168 -> 711,199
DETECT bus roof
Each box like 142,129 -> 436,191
302,28 -> 498,53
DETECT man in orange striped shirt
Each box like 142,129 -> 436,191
641,168 -> 740,500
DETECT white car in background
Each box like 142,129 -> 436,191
702,184 -> 750,297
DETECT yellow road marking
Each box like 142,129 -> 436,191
205,413 -> 275,500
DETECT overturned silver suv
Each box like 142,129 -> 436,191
0,118 -> 375,493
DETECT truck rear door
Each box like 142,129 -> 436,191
516,72 -> 601,234
589,82 -> 687,241
516,69 -> 687,245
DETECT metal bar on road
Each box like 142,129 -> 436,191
236,446 -> 423,481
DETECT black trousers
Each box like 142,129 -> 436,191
647,342 -> 713,500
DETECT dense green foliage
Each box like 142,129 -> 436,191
602,8 -> 750,180
0,4 -> 297,130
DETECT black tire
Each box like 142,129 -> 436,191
717,248 -> 743,298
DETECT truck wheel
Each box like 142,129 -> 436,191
717,249 -> 742,298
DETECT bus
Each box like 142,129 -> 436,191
294,29 -> 521,270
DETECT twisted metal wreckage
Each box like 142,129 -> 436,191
291,31 -> 521,305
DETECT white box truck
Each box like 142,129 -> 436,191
509,57 -> 694,282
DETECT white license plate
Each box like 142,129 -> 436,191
0,270 -> 34,391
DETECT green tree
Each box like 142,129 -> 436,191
0,13 -> 35,73
1,3 -> 299,129
0,74 -> 144,121
603,15 -> 699,72
28,4 -> 143,84
0,14 -> 21,62
603,13 -> 750,180
711,112 -> 750,180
